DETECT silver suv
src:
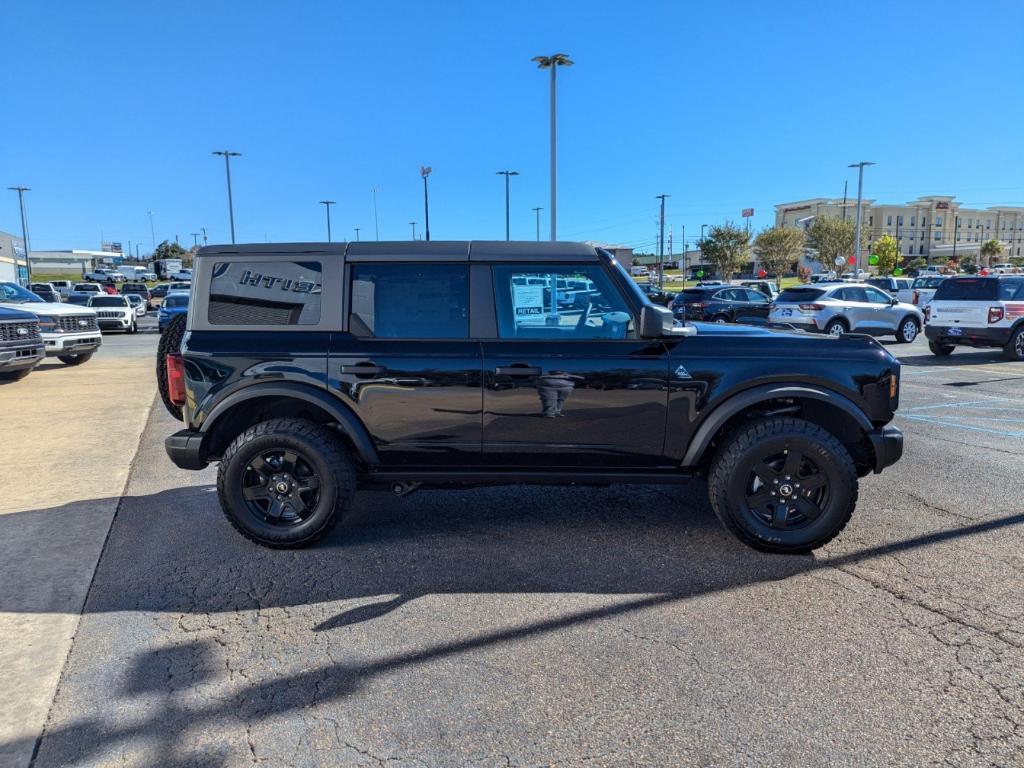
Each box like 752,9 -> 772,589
769,283 -> 924,342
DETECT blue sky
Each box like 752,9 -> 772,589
3,0 -> 1022,254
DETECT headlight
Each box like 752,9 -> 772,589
36,315 -> 58,331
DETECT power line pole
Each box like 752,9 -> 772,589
656,194 -> 670,289
409,221 -> 417,240
319,200 -> 335,242
496,171 -> 519,240
7,186 -> 32,283
354,227 -> 361,242
212,150 -> 241,243
532,53 -> 573,240
532,207 -> 543,241
190,233 -> 200,247
841,179 -> 849,221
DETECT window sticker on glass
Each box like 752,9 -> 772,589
513,284 -> 545,317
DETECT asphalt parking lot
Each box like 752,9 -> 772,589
6,332 -> 1024,767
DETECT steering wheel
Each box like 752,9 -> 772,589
575,301 -> 593,331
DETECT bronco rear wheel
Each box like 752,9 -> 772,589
708,417 -> 858,554
217,418 -> 356,548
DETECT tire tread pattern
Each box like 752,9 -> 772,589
156,313 -> 187,420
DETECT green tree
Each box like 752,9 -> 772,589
805,215 -> 867,275
700,221 -> 750,281
908,256 -> 928,270
871,234 -> 901,275
980,239 -> 1003,268
753,226 -> 804,278
958,255 -> 978,274
153,240 -> 191,266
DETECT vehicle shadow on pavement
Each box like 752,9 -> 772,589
10,486 -> 1024,766
897,350 -> 1008,366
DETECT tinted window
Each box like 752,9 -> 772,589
777,287 -> 825,303
933,278 -> 999,301
840,287 -> 869,302
350,263 -> 468,338
999,280 -> 1024,301
743,289 -> 769,302
89,296 -> 128,307
164,294 -> 189,308
208,261 -> 321,325
492,264 -> 632,340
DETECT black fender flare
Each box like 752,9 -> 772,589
680,383 -> 873,466
200,382 -> 380,466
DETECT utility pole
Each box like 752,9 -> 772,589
201,227 -> 208,246
135,243 -> 140,259
409,221 -> 417,240
212,150 -> 241,243
848,161 -> 875,276
420,166 -> 432,241
842,180 -> 849,221
532,53 -> 573,240
354,227 -> 361,242
370,187 -> 381,240
190,233 -> 200,247
496,171 -> 519,240
8,186 -> 32,283
148,209 -> 156,250
656,194 -> 670,289
952,216 -> 959,262
532,207 -> 543,241
319,200 -> 335,242
668,226 -> 673,274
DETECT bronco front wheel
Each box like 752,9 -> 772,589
707,417 -> 858,553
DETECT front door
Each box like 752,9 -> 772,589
328,262 -> 482,467
481,263 -> 670,468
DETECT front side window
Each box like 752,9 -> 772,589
492,264 -> 633,340
864,287 -> 893,304
209,261 -> 321,326
350,263 -> 467,338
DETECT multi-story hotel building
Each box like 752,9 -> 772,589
775,196 -> 1024,263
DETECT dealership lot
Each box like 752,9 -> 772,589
3,333 -> 1023,767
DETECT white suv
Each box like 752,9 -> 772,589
925,276 -> 1024,360
87,295 -> 138,333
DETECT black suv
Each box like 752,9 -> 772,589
162,241 -> 903,554
670,285 -> 772,324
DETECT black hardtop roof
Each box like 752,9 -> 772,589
195,240 -> 601,262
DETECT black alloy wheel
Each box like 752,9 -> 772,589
743,447 -> 829,531
240,448 -> 322,526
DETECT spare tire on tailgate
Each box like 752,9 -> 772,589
157,313 -> 187,420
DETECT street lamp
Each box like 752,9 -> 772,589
7,186 -> 32,283
848,161 -> 875,275
496,171 -> 520,240
148,209 -> 156,250
656,194 -> 670,288
319,200 -> 335,242
420,166 -> 432,241
532,207 -> 543,241
212,150 -> 242,243
370,187 -> 381,240
531,53 -> 573,241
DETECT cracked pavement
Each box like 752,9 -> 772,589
14,335 -> 1024,767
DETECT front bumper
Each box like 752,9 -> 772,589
42,331 -> 102,357
0,342 -> 45,372
165,429 -> 208,470
925,324 -> 1011,348
868,425 -> 904,473
98,316 -> 133,330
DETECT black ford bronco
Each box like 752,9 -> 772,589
161,241 -> 903,553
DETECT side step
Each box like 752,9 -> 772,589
365,469 -> 698,495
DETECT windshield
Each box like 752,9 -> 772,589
0,282 -> 44,303
164,295 -> 189,308
912,277 -> 944,289
933,278 -> 998,301
89,296 -> 128,307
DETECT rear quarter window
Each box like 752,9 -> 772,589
776,287 -> 825,303
933,279 -> 998,302
208,261 -> 322,325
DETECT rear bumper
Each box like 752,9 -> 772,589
165,429 -> 208,470
925,325 -> 1010,347
868,425 -> 903,473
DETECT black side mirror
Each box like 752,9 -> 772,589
890,297 -> 899,305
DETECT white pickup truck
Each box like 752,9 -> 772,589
0,281 -> 102,365
84,267 -> 126,282
910,275 -> 946,308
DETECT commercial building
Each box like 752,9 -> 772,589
0,229 -> 29,284
775,196 -> 1024,264
29,250 -> 118,275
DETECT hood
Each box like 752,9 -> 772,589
0,305 -> 38,322
0,301 -> 97,317
689,320 -> 893,355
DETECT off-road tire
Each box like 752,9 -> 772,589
824,318 -> 848,337
707,417 -> 858,554
58,352 -> 94,366
895,316 -> 920,344
1004,326 -> 1024,361
217,418 -> 356,548
928,340 -> 954,357
157,313 -> 187,421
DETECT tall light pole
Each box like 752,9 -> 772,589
532,53 -> 573,241
420,166 -> 432,241
135,243 -> 141,259
532,207 -> 543,241
496,171 -> 520,240
370,187 -> 380,240
848,161 -> 875,275
212,150 -> 241,243
409,221 -> 417,240
699,224 -> 708,280
319,200 -> 335,242
147,209 -> 156,250
656,194 -> 670,288
8,186 -> 32,283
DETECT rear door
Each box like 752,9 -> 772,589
736,288 -> 772,323
480,261 -> 670,468
328,261 -> 482,467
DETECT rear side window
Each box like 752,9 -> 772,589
933,279 -> 998,301
777,287 -> 825,302
208,261 -> 322,325
999,280 -> 1024,301
350,263 -> 468,338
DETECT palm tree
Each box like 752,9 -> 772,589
980,239 -> 1003,269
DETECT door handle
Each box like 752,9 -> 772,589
341,363 -> 383,376
495,365 -> 541,376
